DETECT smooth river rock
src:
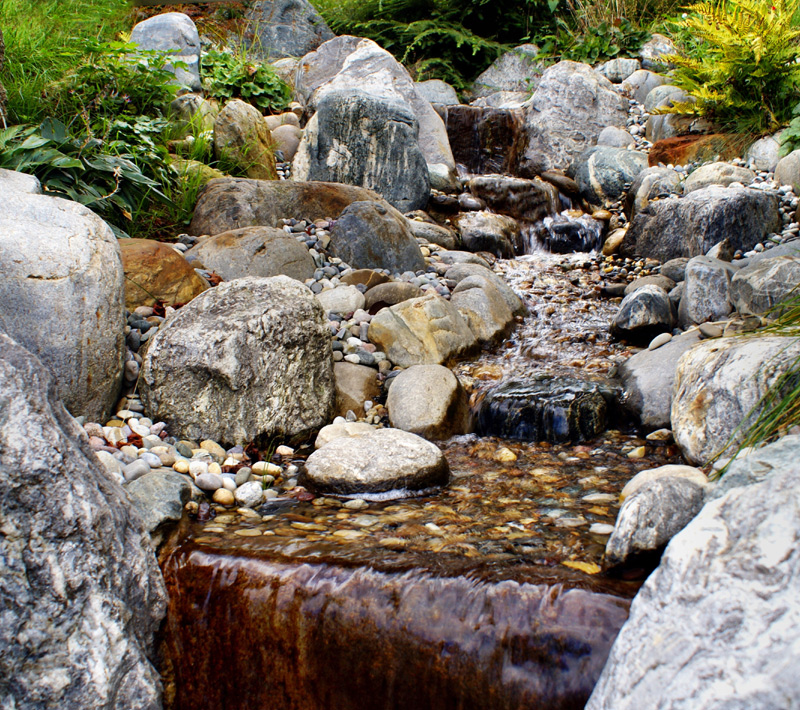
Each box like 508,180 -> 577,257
301,427 -> 449,494
0,334 -> 166,710
141,276 -> 334,446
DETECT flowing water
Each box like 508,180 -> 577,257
159,249 -> 683,710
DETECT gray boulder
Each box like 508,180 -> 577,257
678,255 -> 736,327
124,470 -> 194,548
745,132 -> 783,172
519,61 -> 628,175
619,69 -> 664,103
683,161 -> 755,194
316,285 -> 365,314
415,79 -> 459,105
294,36 -> 455,171
470,44 -> 543,98
0,167 -> 40,194
605,477 -> 707,566
387,364 -> 471,439
189,178 -> 399,236
597,58 -> 641,83
623,274 -> 676,296
596,126 -> 635,148
445,262 -> 525,315
214,99 -> 277,180
730,255 -> 800,317
186,226 -> 315,282
293,89 -> 430,212
621,186 -> 781,261
330,201 -> 425,273
672,335 -> 800,464
775,149 -> 800,193
569,146 -> 648,206
638,33 -> 677,70
0,190 -> 124,422
618,330 -> 701,430
660,256 -> 690,282
129,12 -> 201,91
625,166 -> 682,217
620,464 -> 709,501
368,293 -> 477,367
454,210 -> 521,258
301,427 -> 449,494
0,334 -> 166,710
643,84 -> 689,113
587,443 -> 800,710
610,285 -> 674,342
236,0 -> 334,60
140,276 -> 334,445
450,274 -> 515,343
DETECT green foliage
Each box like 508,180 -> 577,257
664,0 -> 800,135
51,41 -> 180,122
2,0 -> 130,124
201,48 -> 291,114
779,102 -> 800,157
312,0 -> 561,90
0,118 -> 173,238
537,18 -> 650,64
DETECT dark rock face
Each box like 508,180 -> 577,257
476,377 -> 609,443
237,0 -> 334,60
189,178 -> 398,236
294,90 -> 430,212
620,186 -> 781,262
624,166 -> 682,218
0,334 -> 166,710
610,285 -> 675,343
330,201 -> 426,273
444,105 -> 525,175
467,175 -> 561,224
568,146 -> 648,206
534,213 -> 605,253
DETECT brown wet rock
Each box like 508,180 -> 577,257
444,104 -> 525,175
334,361 -> 380,417
648,134 -> 745,167
340,269 -> 392,289
120,239 -> 209,310
364,281 -> 423,312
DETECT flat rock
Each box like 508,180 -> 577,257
301,428 -> 449,494
140,276 -> 334,446
0,334 -> 166,709
620,464 -> 709,501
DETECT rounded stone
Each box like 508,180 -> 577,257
212,488 -> 235,506
234,481 -> 264,508
195,473 -> 224,492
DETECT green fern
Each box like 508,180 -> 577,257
663,0 -> 800,135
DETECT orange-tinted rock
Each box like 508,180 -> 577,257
120,239 -> 209,310
648,134 -> 745,167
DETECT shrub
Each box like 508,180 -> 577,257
201,48 -> 291,114
664,0 -> 800,135
537,17 -> 650,64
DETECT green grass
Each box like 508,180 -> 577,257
2,0 -> 132,123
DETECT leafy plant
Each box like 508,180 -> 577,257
201,48 -> 291,114
538,17 -> 650,64
663,0 -> 800,135
780,102 -> 800,157
0,118 -> 172,238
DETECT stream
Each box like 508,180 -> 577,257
158,246 -> 683,709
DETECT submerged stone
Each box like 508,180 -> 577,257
476,376 -> 609,443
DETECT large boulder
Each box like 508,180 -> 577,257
140,276 -> 335,445
214,99 -> 277,180
450,274 -> 515,343
677,255 -> 736,327
301,427 -> 449,494
294,36 -> 455,171
672,336 -> 800,465
0,334 -> 166,710
610,285 -> 674,342
730,255 -> 800,317
185,226 -> 315,282
774,148 -> 800,193
0,167 -> 40,194
236,0 -> 334,60
368,293 -> 477,367
618,330 -> 702,430
745,132 -> 783,172
605,476 -> 707,566
189,178 -> 398,236
518,61 -> 628,175
121,238 -> 209,310
129,12 -> 201,91
445,263 -> 525,315
569,146 -> 648,206
683,161 -> 755,194
470,44 -> 543,99
0,189 -> 124,421
329,201 -> 425,273
454,211 -> 522,258
386,364 -> 471,439
618,69 -> 664,103
587,439 -> 800,710
624,166 -> 682,218
292,90 -> 430,212
620,186 -> 781,261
